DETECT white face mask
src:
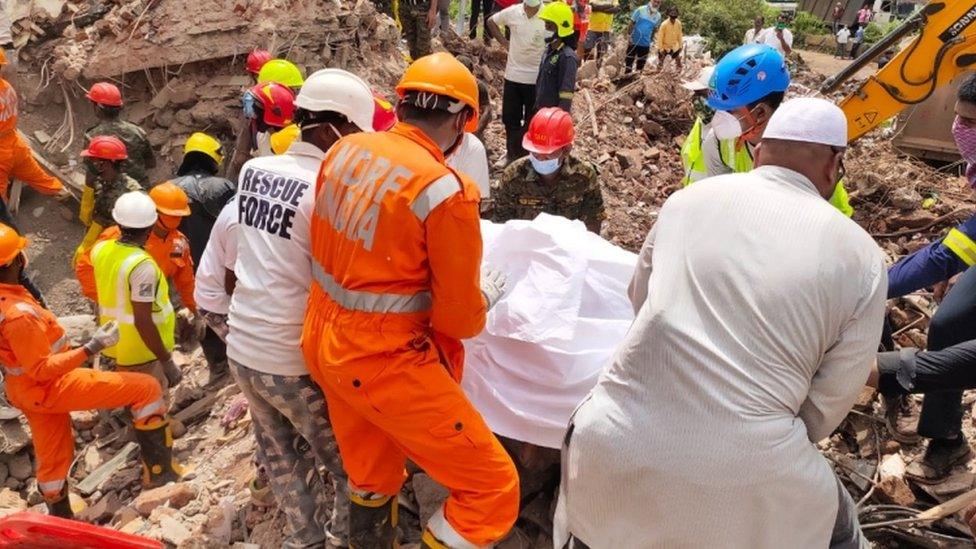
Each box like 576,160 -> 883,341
711,110 -> 743,140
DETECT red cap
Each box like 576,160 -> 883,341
246,48 -> 273,75
523,107 -> 575,154
86,82 -> 123,107
81,135 -> 128,161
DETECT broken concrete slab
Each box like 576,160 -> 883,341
0,419 -> 31,454
78,490 -> 122,523
134,482 -> 197,516
77,441 -> 138,495
6,451 -> 31,480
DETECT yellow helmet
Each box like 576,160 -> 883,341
184,132 -> 223,165
539,2 -> 575,38
270,124 -> 300,155
257,59 -> 305,88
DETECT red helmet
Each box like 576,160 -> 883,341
246,48 -> 273,75
86,82 -> 123,107
523,107 -> 575,154
372,90 -> 397,132
250,82 -> 295,128
81,135 -> 128,161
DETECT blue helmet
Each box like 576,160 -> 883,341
707,44 -> 791,111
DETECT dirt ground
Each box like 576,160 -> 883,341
796,47 -> 878,81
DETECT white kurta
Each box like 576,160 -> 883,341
560,166 -> 887,548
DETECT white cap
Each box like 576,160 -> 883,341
112,191 -> 158,229
763,97 -> 848,148
681,65 -> 714,92
524,0 -> 541,7
296,68 -> 376,133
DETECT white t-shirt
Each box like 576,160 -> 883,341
762,27 -> 794,55
447,133 -> 490,198
194,198 -> 239,315
129,260 -> 160,303
836,28 -> 850,43
743,27 -> 766,44
227,141 -> 320,376
491,4 -> 548,84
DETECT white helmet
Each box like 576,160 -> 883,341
112,191 -> 158,229
295,68 -> 376,133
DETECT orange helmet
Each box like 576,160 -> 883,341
149,182 -> 191,217
0,223 -> 27,267
246,48 -> 273,75
523,107 -> 575,154
81,136 -> 128,161
86,82 -> 123,107
250,82 -> 295,128
395,52 -> 480,133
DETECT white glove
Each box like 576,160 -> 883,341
83,321 -> 119,355
481,269 -> 508,310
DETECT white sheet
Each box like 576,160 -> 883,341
462,214 -> 637,449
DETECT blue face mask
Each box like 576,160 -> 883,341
242,91 -> 257,120
530,155 -> 561,175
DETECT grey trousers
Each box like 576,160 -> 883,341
229,360 -> 350,548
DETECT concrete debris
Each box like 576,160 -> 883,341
0,487 -> 28,518
77,441 -> 139,495
133,482 -> 197,516
0,419 -> 31,454
119,516 -> 149,535
78,490 -> 122,523
6,452 -> 31,481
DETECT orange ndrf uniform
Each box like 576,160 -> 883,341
0,78 -> 62,200
0,284 -> 164,498
302,122 -> 519,547
75,225 -> 196,311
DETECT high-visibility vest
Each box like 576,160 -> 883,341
680,117 -> 707,186
943,228 -> 976,266
718,137 -> 854,217
91,240 -> 175,366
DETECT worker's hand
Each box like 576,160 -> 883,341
932,273 -> 961,302
161,357 -> 183,387
83,320 -> 119,355
427,9 -> 438,29
481,268 -> 508,310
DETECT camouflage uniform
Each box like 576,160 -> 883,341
228,360 -> 350,548
90,173 -> 143,228
398,0 -> 432,60
492,154 -> 606,233
86,119 -> 155,187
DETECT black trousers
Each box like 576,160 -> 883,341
625,44 -> 651,73
0,198 -> 44,305
469,0 -> 495,39
850,42 -> 863,59
878,267 -> 976,439
502,79 -> 536,161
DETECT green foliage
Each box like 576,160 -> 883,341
863,19 -> 901,44
669,0 -> 766,57
790,11 -> 828,47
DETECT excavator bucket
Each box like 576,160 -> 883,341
0,512 -> 163,549
892,74 -> 965,162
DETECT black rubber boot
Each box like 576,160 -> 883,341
44,488 -> 73,519
349,493 -> 397,549
134,419 -> 182,487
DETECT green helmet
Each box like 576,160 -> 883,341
539,2 -> 575,38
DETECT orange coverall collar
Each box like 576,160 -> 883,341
0,282 -> 31,299
389,122 -> 446,164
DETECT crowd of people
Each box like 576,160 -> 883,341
0,0 -> 974,547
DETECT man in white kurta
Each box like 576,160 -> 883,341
560,98 -> 887,548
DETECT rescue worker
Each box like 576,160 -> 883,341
75,136 -> 142,264
0,48 -> 65,303
493,107 -> 604,232
245,48 -> 273,81
229,68 -> 379,549
76,183 -> 202,352
228,81 -> 296,181
680,66 -> 715,186
171,133 -> 235,268
302,52 -> 519,548
0,223 -> 179,518
536,1 -> 579,113
84,82 -> 155,187
88,192 -> 183,398
397,0 -> 439,61
703,44 -> 853,216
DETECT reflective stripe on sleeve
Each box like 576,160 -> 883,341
943,228 -> 976,267
2,365 -> 24,376
131,398 -> 166,421
411,174 -> 461,222
311,262 -> 432,314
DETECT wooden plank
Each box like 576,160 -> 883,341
916,487 -> 976,521
173,391 -> 220,424
22,136 -> 83,199
76,441 -> 139,495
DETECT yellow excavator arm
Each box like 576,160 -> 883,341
821,0 -> 976,142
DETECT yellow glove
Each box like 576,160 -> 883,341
79,185 -> 95,226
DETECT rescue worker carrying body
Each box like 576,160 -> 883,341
86,192 -> 184,402
701,43 -> 853,215
0,48 -> 66,303
84,82 -> 155,187
228,67 -> 380,549
75,136 -> 143,264
0,223 -> 180,519
228,80 -> 298,181
302,52 -> 519,548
